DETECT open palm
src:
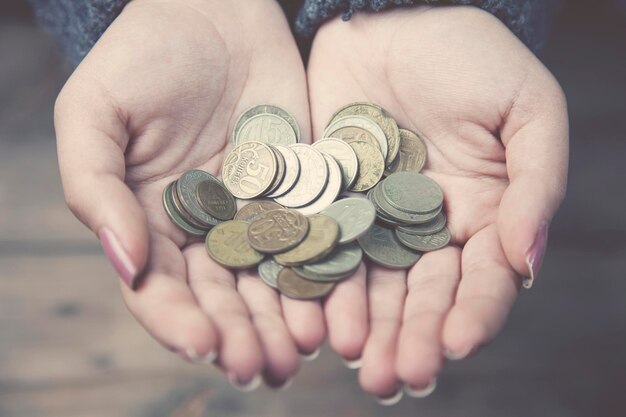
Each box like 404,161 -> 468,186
54,0 -> 323,388
307,6 -> 568,399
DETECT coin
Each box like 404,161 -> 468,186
206,220 -> 264,269
302,242 -> 362,276
324,115 -> 388,160
235,114 -> 298,146
222,141 -> 277,199
312,138 -> 359,189
396,227 -> 451,252
266,144 -> 300,198
373,183 -> 442,224
347,141 -> 385,192
233,104 -> 300,145
162,182 -> 208,236
176,170 -> 224,227
382,172 -> 444,214
274,144 -> 328,208
247,209 -> 309,254
330,102 -> 399,167
397,212 -> 447,236
258,259 -> 284,289
386,128 -> 427,174
321,197 -> 376,244
292,265 -> 358,283
274,214 -> 339,266
277,267 -> 335,300
358,223 -> 421,269
265,144 -> 287,196
171,180 -> 212,229
234,200 -> 284,222
294,154 -> 343,216
331,126 -> 382,156
196,179 -> 236,221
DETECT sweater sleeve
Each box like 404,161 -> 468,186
28,0 -> 130,66
295,0 -> 561,54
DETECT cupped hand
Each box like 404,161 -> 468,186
307,6 -> 568,399
54,0 -> 325,388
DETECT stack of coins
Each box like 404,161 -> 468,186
163,103 -> 451,300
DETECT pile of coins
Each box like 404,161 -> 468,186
163,103 -> 450,300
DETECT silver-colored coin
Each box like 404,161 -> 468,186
358,223 -> 421,269
293,264 -> 359,283
312,138 -> 359,190
258,259 -> 284,289
321,197 -> 376,244
294,154 -> 343,216
162,182 -> 208,236
373,183 -> 442,225
236,113 -> 298,146
266,145 -> 301,198
233,104 -> 301,144
302,242 -> 362,276
274,144 -> 328,208
264,145 -> 287,196
382,172 -> 444,214
176,170 -> 222,227
324,115 -> 388,161
395,227 -> 451,252
396,213 -> 447,236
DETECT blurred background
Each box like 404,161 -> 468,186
1,1 -> 625,416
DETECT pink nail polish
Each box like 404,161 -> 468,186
99,227 -> 137,289
524,221 -> 549,289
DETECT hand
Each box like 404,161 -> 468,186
307,6 -> 568,399
54,0 -> 325,388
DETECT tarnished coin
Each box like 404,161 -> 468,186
162,182 -> 208,236
292,265 -> 358,283
373,183 -> 442,224
302,242 -> 362,276
277,268 -> 335,300
358,223 -> 421,269
321,197 -> 376,244
206,220 -> 264,269
264,145 -> 287,196
295,154 -> 343,216
171,180 -> 211,229
235,114 -> 298,146
331,126 -> 381,155
347,141 -> 385,192
258,259 -> 284,289
397,212 -> 447,236
233,104 -> 300,145
234,200 -> 284,222
396,227 -> 451,252
382,172 -> 444,214
247,209 -> 309,254
176,170 -> 223,227
196,179 -> 236,221
330,102 -> 400,167
312,138 -> 359,189
324,116 -> 388,161
274,145 -> 328,208
266,145 -> 300,198
222,141 -> 277,199
386,128 -> 428,174
274,214 -> 339,266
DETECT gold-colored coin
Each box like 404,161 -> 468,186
206,220 -> 264,269
273,214 -> 339,266
247,209 -> 309,254
222,141 -> 277,199
277,267 -> 335,300
386,128 -> 427,174
234,200 -> 284,222
330,126 -> 381,154
347,141 -> 385,192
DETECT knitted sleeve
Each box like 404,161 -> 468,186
294,0 -> 561,54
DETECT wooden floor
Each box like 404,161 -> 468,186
1,5 -> 625,417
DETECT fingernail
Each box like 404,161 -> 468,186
524,221 -> 549,289
300,347 -> 320,362
443,347 -> 472,361
186,347 -> 217,365
228,372 -> 262,392
99,227 -> 137,289
375,388 -> 403,406
267,377 -> 293,391
404,378 -> 437,398
342,356 -> 362,369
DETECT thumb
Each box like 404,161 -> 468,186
54,79 -> 149,289
497,74 -> 569,288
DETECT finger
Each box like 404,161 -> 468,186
281,296 -> 326,357
359,265 -> 406,398
120,233 -> 218,362
55,81 -> 148,288
185,244 -> 264,386
323,263 -> 368,363
498,72 -> 568,287
442,224 -> 519,359
237,269 -> 300,387
396,247 -> 461,390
